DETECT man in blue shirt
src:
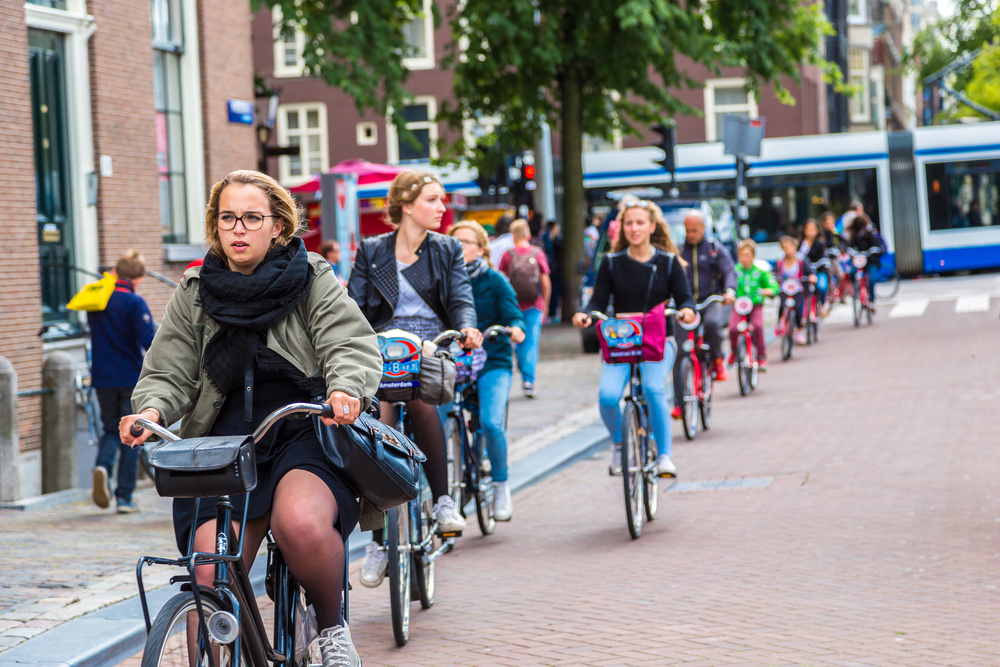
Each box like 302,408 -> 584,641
90,250 -> 157,513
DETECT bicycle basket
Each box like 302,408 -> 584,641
454,346 -> 487,384
376,330 -> 422,402
146,435 -> 257,498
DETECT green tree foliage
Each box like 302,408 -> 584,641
255,0 -> 428,132
440,0 -> 838,315
965,30 -> 1000,118
909,0 -> 1000,120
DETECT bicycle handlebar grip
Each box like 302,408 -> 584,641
130,423 -> 144,437
318,403 -> 335,419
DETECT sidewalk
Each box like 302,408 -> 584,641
0,329 -> 603,659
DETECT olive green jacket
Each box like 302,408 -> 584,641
132,254 -> 382,439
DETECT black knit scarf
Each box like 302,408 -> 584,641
198,237 -> 315,396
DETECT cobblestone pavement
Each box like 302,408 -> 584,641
0,328 -> 598,653
300,297 -> 995,665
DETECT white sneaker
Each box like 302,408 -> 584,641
358,542 -> 387,588
315,624 -> 361,667
609,446 -> 622,476
656,454 -> 677,477
492,482 -> 512,521
433,495 -> 467,533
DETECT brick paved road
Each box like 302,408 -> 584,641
332,298 -> 1000,666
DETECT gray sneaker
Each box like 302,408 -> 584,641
608,446 -> 622,476
116,498 -> 141,514
316,624 -> 361,667
92,466 -> 111,509
522,382 -> 537,399
492,481 -> 512,521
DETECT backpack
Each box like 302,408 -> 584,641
505,247 -> 543,304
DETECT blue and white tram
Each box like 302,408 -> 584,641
582,122 -> 1000,275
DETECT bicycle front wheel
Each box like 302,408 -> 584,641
699,362 -> 713,430
642,416 -> 658,522
621,401 -> 644,539
679,357 -> 697,441
141,591 -> 247,667
411,496 -> 435,610
737,336 -> 750,396
473,434 -> 496,536
387,506 -> 411,647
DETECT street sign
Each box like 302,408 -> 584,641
227,99 -> 255,125
722,115 -> 765,157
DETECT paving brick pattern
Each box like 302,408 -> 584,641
334,302 -> 1000,666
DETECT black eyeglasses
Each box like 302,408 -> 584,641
218,212 -> 280,231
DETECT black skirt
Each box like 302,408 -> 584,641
171,366 -> 360,555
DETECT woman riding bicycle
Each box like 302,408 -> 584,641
347,170 -> 482,588
445,220 -> 526,521
848,213 -> 886,309
121,170 -> 382,666
572,199 -> 696,478
773,235 -> 817,345
727,239 -> 777,372
799,218 -> 829,315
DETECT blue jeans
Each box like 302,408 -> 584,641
436,369 -> 513,483
514,307 -> 543,385
95,387 -> 139,502
598,342 -> 676,457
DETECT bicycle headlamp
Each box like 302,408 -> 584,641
681,339 -> 694,353
737,321 -> 748,333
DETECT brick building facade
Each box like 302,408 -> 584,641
0,0 -> 255,500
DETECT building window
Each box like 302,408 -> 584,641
272,6 -> 305,78
704,79 -> 758,142
386,97 -> 438,163
152,0 -> 188,244
402,0 -> 435,70
277,103 -> 328,186
357,122 -> 378,146
849,47 -> 870,122
27,0 -> 67,9
848,0 -> 868,23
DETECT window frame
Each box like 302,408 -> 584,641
703,78 -> 759,142
276,102 -> 329,186
401,0 -> 435,71
385,96 -> 438,164
847,0 -> 869,24
357,121 -> 378,146
848,47 -> 871,123
271,6 -> 306,78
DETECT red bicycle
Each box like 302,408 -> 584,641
676,295 -> 723,441
805,257 -> 831,345
846,247 -> 881,327
826,248 -> 852,306
732,296 -> 760,396
778,278 -> 803,362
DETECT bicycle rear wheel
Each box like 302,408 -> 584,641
737,337 -> 750,396
877,267 -> 900,299
642,414 -> 658,522
412,495 -> 435,610
141,591 -> 247,667
699,361 -> 713,430
472,433 -> 496,536
621,402 -> 644,539
852,282 -> 862,327
679,357 -> 697,441
387,506 -> 411,646
781,317 -> 794,361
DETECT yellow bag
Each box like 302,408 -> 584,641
66,272 -> 117,312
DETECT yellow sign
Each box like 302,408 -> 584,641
461,209 -> 508,228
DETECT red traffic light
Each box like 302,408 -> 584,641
524,165 -> 535,179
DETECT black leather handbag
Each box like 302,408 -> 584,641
313,403 -> 426,512
146,435 -> 257,498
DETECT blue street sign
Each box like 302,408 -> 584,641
227,99 -> 254,125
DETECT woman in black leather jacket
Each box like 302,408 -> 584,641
348,170 -> 482,588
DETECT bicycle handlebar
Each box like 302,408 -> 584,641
130,403 -> 339,446
810,258 -> 832,269
696,295 -> 724,311
845,246 -> 881,257
482,324 -> 511,340
432,329 -> 467,346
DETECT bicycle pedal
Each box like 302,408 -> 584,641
438,530 -> 462,538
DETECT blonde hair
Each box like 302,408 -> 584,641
509,219 -> 530,239
384,170 -> 443,228
204,170 -> 302,263
115,249 -> 147,281
447,221 -> 494,268
737,239 -> 757,256
612,199 -> 682,257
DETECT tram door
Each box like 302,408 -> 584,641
29,29 -> 75,324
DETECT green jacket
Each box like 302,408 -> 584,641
734,263 -> 779,305
132,253 -> 383,439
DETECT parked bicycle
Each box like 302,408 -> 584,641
676,295 -> 723,441
377,328 -> 466,647
133,402 -> 348,667
446,325 -> 512,536
732,297 -> 760,396
846,247 -> 881,327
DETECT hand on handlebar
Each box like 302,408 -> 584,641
678,308 -> 697,325
120,408 -> 160,448
761,288 -> 775,297
460,327 -> 483,350
572,312 -> 591,329
322,391 -> 360,427
508,326 -> 526,344
723,292 -> 735,306
808,275 -> 818,284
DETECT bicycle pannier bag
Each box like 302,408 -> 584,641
505,247 -> 543,304
416,350 -> 457,406
146,435 -> 257,498
314,408 -> 427,511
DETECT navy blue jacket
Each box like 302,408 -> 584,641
678,238 -> 737,302
87,280 -> 157,388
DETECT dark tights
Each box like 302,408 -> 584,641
373,399 -> 447,544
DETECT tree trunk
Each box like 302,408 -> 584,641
559,65 -> 585,322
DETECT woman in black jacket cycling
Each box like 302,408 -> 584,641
348,170 -> 482,588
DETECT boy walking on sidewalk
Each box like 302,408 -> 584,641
90,250 -> 157,513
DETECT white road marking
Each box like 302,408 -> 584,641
889,299 -> 930,318
824,303 -> 855,324
955,294 -> 990,313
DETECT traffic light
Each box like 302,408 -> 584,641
651,123 -> 676,174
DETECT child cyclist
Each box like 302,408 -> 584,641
727,239 -> 778,372
773,235 -> 817,345
445,221 -> 526,521
572,199 -> 696,477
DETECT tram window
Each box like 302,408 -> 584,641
926,159 -> 1000,231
